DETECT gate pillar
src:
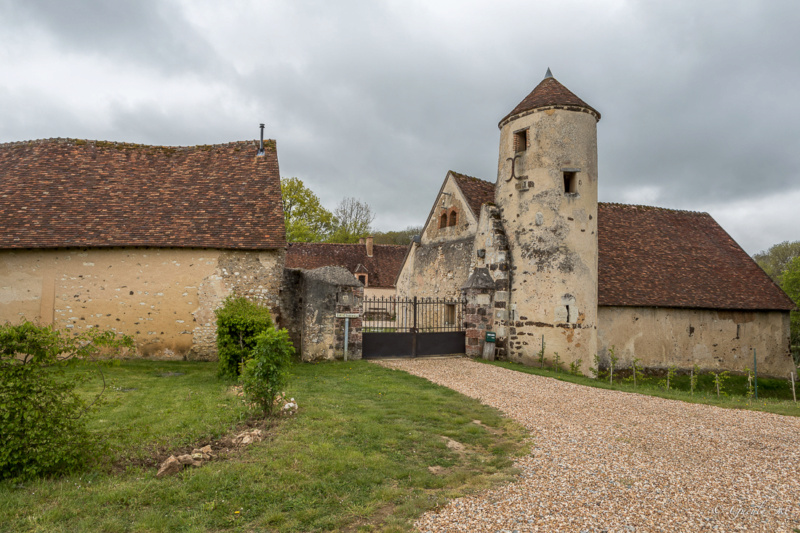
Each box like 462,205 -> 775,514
461,268 -> 496,358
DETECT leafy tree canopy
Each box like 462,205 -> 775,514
328,197 -> 375,243
281,177 -> 336,242
753,240 -> 800,284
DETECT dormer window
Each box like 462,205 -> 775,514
514,129 -> 528,153
357,274 -> 367,286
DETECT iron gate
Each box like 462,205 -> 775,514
362,296 -> 465,358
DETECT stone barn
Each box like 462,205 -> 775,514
396,70 -> 796,376
0,137 -> 286,360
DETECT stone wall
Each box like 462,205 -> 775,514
0,247 -> 285,360
281,266 -> 363,362
395,237 -> 474,300
598,306 -> 794,377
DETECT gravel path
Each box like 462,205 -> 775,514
374,358 -> 800,533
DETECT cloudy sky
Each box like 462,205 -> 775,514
1,0 -> 799,254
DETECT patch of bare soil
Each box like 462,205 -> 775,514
111,417 -> 279,474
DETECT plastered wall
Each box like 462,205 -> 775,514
496,107 -> 599,368
395,238 -> 474,300
0,247 -> 284,360
597,306 -> 794,377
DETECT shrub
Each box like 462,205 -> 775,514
215,296 -> 274,379
240,328 -> 295,415
0,321 -> 131,480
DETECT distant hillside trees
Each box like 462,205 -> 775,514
372,226 -> 423,245
755,240 -> 800,363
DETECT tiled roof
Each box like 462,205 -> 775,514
0,138 -> 286,250
499,76 -> 600,127
285,242 -> 407,288
451,172 -> 495,217
598,203 -> 795,311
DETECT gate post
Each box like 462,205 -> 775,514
461,268 -> 496,358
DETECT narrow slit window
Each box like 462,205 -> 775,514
563,171 -> 577,194
565,305 -> 571,323
514,129 -> 528,153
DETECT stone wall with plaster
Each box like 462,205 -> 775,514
421,176 -> 479,245
395,237 -> 474,300
597,306 -> 794,377
496,106 -> 599,369
286,266 -> 363,362
0,247 -> 284,360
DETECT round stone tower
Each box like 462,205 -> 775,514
495,69 -> 600,370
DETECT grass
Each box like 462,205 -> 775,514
479,359 -> 800,417
0,360 -> 528,532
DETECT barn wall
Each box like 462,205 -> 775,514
0,247 -> 284,360
597,306 -> 794,377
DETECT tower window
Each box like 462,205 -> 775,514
563,171 -> 577,194
439,213 -> 448,229
514,129 -> 528,153
448,210 -> 458,226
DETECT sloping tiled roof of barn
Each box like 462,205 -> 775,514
451,172 -> 496,218
0,138 -> 286,250
285,242 -> 407,288
499,72 -> 601,127
598,203 -> 795,311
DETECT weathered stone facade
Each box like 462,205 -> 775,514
281,266 -> 363,362
0,247 -> 285,360
598,307 -> 792,375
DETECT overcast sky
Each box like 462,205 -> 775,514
1,0 -> 799,254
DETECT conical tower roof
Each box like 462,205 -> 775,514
499,69 -> 600,128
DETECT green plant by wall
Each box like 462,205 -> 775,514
625,357 -> 644,388
569,358 -> 583,376
240,328 -> 295,415
589,354 -> 603,379
608,346 -> 618,385
713,370 -> 730,397
552,352 -> 561,373
690,364 -> 700,395
0,321 -> 131,481
658,365 -> 678,390
215,295 -> 275,379
538,338 -> 546,369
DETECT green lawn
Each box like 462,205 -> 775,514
0,360 -> 528,532
480,359 -> 800,417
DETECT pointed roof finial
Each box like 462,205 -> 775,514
544,67 -> 553,79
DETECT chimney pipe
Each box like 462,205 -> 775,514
257,123 -> 265,156
366,236 -> 374,257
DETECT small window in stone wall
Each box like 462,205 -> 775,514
563,171 -> 577,194
514,129 -> 528,153
439,213 -> 448,229
448,210 -> 458,227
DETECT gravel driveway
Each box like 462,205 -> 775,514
374,358 -> 800,533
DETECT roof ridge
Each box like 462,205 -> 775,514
0,138 -> 271,150
599,202 -> 710,216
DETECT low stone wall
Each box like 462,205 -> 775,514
281,266 -> 363,362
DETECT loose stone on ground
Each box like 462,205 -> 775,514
375,358 -> 800,533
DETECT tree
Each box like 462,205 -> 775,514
753,240 -> 800,284
280,177 -> 335,242
781,256 -> 800,363
329,197 -> 375,243
373,226 -> 423,245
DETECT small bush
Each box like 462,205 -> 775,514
240,328 -> 295,415
215,296 -> 274,379
0,321 -> 131,480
